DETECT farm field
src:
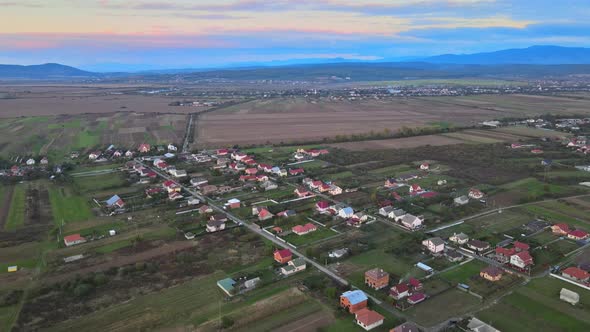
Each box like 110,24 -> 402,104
197,94 -> 590,147
0,112 -> 187,159
477,277 -> 590,332
4,185 -> 25,230
48,186 -> 93,224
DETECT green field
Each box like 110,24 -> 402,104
4,185 -> 25,230
440,260 -> 486,284
477,277 -> 590,332
73,172 -> 128,193
282,227 -> 338,246
75,130 -> 100,149
48,187 -> 93,224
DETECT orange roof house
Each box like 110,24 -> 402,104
274,249 -> 292,264
365,268 -> 390,290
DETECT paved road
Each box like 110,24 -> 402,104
136,160 -> 350,286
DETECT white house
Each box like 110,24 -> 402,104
388,209 -> 406,222
167,144 -> 178,151
449,233 -> 469,245
280,258 -> 307,276
454,195 -> 469,206
379,206 -> 394,217
355,308 -> 384,331
26,158 -> 36,166
338,207 -> 355,219
422,237 -> 445,254
401,214 -> 423,230
170,169 -> 187,178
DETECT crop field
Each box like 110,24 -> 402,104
197,94 -> 590,147
477,277 -> 590,332
4,185 -> 25,230
0,112 -> 187,158
48,186 -> 93,224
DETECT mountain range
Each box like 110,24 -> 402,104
1,45 -> 590,80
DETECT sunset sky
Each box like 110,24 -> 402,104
1,0 -> 589,70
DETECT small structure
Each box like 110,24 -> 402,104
445,250 -> 464,262
109,230 -> 116,236
217,278 -> 236,296
274,249 -> 292,264
466,240 -> 490,252
138,143 -> 151,153
480,266 -> 504,282
354,308 -> 384,331
206,218 -> 226,233
7,266 -> 17,273
466,317 -> 500,332
454,195 -> 469,206
340,290 -> 368,313
364,268 -> 390,290
225,198 -> 241,209
560,288 -> 580,305
292,223 -> 317,235
63,234 -> 87,247
468,188 -> 484,200
106,195 -> 125,208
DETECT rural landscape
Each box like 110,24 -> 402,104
3,1 -> 590,331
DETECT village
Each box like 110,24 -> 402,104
2,117 -> 590,332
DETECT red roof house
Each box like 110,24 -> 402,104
568,230 -> 589,240
552,223 -> 570,235
138,143 -> 151,153
408,277 -> 423,291
292,223 -> 317,235
513,241 -> 530,252
390,283 -> 409,300
354,308 -> 384,330
63,234 -> 87,247
562,267 -> 590,282
289,168 -> 305,176
316,201 -> 331,211
407,292 -> 426,305
274,249 -> 292,264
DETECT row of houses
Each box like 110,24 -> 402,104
302,178 -> 343,196
551,223 -> 590,241
272,249 -> 307,276
378,205 -> 424,230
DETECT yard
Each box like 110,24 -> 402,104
48,186 -> 93,224
4,185 -> 25,230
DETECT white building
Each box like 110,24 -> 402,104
422,237 -> 445,254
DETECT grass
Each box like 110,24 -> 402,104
48,187 -> 93,224
282,227 -> 338,246
94,239 -> 133,254
73,173 -> 128,193
439,260 -> 486,284
523,205 -> 589,230
0,306 -> 19,332
4,185 -> 25,230
347,249 -> 425,278
477,277 -> 590,332
368,164 -> 412,175
405,289 -> 481,326
75,130 -> 100,149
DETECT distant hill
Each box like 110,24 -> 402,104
422,46 -> 590,65
0,63 -> 99,79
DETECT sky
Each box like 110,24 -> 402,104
1,0 -> 589,71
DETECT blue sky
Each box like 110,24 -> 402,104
0,0 -> 589,70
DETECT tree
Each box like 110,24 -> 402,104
220,316 -> 234,329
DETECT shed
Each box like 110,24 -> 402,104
560,288 -> 580,305
416,262 -> 433,273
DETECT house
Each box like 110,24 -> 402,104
258,209 -> 274,221
480,266 -> 504,281
40,157 -> 49,164
63,234 -> 87,247
190,177 -> 208,187
437,179 -> 447,186
562,266 -> 590,282
138,143 -> 151,153
468,188 -> 484,200
338,207 -> 355,219
261,181 -> 278,191
422,237 -> 445,254
466,240 -> 490,252
168,191 -> 183,201
531,148 -> 544,154
316,201 -> 331,212
384,178 -> 399,188
340,290 -> 368,313
391,322 -> 421,332
106,195 -> 125,208
568,230 -> 589,241
364,268 -> 390,290
510,251 -> 533,269
274,249 -> 292,264
513,241 -> 530,252
407,292 -> 426,305
245,167 -> 258,175
88,151 -> 101,160
239,175 -> 257,182
354,308 -> 384,331
495,247 -> 516,263
125,150 -> 134,158
420,163 -> 429,170
389,209 -> 406,221
454,195 -> 469,206
329,185 -> 343,196
199,205 -> 213,214
231,152 -> 248,161
292,223 -> 317,235
217,278 -> 236,297
277,210 -> 296,218
167,144 -> 177,151
408,277 -> 423,291
353,211 -> 368,222
289,168 -> 305,176
379,206 -> 394,217
445,250 -> 464,262
401,214 -> 423,230
225,198 -> 241,209
163,180 -> 181,193
145,187 -> 164,198
294,187 -> 312,198
256,174 -> 269,182
409,184 -> 423,195
390,283 -> 409,300
280,258 -> 307,276
449,233 -> 469,245
170,169 -> 187,178
201,185 -> 218,195
552,223 -> 570,235
187,197 -> 200,206
216,148 -> 229,156
258,163 -> 273,172
206,218 -> 226,233
252,206 -> 267,216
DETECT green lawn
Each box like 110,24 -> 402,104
73,173 -> 128,193
94,239 -> 133,254
0,306 -> 19,332
282,227 -> 338,246
75,130 -> 100,149
439,260 -> 486,284
4,185 -> 25,230
48,187 -> 93,224
347,249 -> 425,278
